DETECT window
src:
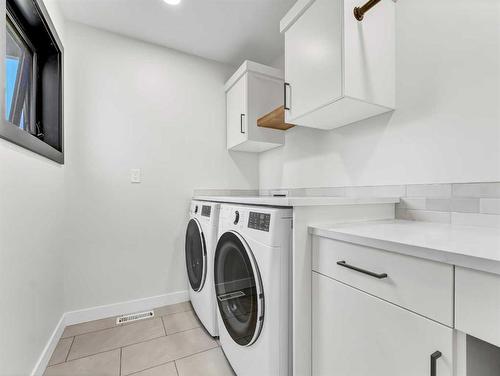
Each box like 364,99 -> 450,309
6,16 -> 33,132
1,0 -> 63,163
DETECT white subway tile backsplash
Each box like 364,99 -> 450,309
199,182 -> 499,229
426,199 -> 451,212
398,198 -> 427,210
450,198 -> 480,213
451,212 -> 500,228
345,185 -> 406,198
480,198 -> 500,215
406,184 -> 452,198
396,209 -> 451,224
193,189 -> 259,197
452,183 -> 500,198
282,188 -> 306,197
302,187 -> 346,197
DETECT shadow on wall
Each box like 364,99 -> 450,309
228,150 -> 260,187
335,112 -> 394,182
270,111 -> 394,187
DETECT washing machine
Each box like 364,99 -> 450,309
214,204 -> 293,376
185,200 -> 220,337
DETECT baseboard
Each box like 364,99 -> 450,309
31,290 -> 189,376
64,290 -> 189,326
31,315 -> 66,376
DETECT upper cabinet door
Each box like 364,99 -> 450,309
225,61 -> 285,153
281,0 -> 395,130
226,75 -> 247,150
284,0 -> 343,123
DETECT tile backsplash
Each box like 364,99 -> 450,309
195,182 -> 500,228
396,183 -> 500,228
263,182 -> 500,228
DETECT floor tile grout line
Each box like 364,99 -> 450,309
65,334 -> 167,364
61,308 -> 193,339
64,336 -> 76,363
46,337 -> 75,367
120,326 -> 203,352
123,344 -> 220,376
45,348 -> 120,370
174,360 -> 179,376
161,316 -> 168,336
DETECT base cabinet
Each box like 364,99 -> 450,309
312,272 -> 454,376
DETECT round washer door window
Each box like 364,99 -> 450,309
185,219 -> 206,292
214,231 -> 264,346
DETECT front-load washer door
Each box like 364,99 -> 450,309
214,231 -> 264,347
185,218 -> 207,292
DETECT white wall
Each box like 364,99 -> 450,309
0,0 -> 66,374
63,23 -> 259,311
260,0 -> 500,189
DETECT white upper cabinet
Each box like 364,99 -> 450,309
281,0 -> 395,130
225,61 -> 285,152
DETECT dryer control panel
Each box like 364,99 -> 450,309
201,205 -> 211,217
248,212 -> 271,232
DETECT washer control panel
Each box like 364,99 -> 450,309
201,205 -> 211,217
248,212 -> 271,232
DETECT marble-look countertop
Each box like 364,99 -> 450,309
310,220 -> 500,275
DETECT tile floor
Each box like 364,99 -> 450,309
44,301 -> 235,376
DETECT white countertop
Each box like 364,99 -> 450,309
193,195 -> 399,207
310,220 -> 500,275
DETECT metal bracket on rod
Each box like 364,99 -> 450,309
353,0 -> 382,21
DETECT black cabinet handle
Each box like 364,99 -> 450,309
240,114 -> 245,134
336,261 -> 388,279
430,351 -> 442,376
284,82 -> 291,111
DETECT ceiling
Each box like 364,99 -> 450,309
57,0 -> 295,66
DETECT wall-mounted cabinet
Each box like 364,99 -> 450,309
225,61 -> 285,152
281,0 -> 395,130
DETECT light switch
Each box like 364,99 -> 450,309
130,169 -> 141,183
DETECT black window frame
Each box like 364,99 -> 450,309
1,0 -> 64,164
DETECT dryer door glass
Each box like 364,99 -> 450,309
214,231 -> 264,346
185,219 -> 206,292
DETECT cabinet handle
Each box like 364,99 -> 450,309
240,114 -> 245,134
336,261 -> 388,279
284,82 -> 291,111
430,351 -> 442,376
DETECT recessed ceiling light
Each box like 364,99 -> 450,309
163,0 -> 181,5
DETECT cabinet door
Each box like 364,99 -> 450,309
284,0 -> 343,122
312,272 -> 454,376
226,75 -> 247,150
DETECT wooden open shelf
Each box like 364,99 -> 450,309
257,106 -> 295,131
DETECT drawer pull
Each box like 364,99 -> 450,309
336,261 -> 388,279
430,351 -> 442,376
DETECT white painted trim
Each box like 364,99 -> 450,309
30,315 -> 66,376
280,0 -> 316,33
64,290 -> 189,326
30,290 -> 189,376
455,330 -> 467,376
